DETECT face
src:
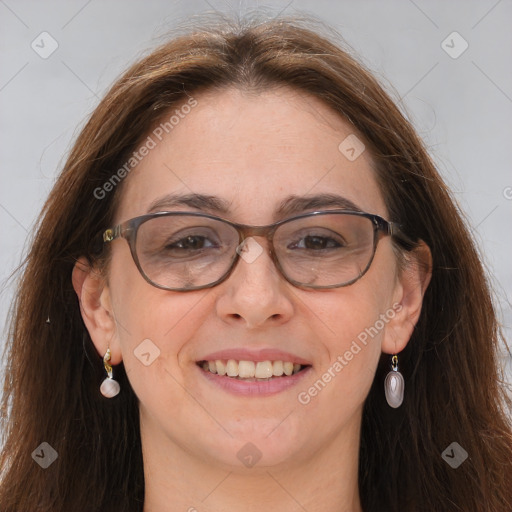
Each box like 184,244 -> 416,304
83,87 -> 417,472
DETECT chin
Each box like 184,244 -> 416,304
195,417 -> 308,470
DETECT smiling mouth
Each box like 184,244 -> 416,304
197,359 -> 310,381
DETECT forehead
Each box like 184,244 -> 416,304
115,87 -> 387,224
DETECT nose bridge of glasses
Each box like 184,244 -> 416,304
230,224 -> 286,287
238,224 -> 274,241
232,224 -> 278,266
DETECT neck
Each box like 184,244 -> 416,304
141,412 -> 363,512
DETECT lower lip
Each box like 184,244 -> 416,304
197,365 -> 312,396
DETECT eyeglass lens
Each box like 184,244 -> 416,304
133,213 -> 376,290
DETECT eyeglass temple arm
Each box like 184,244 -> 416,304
89,224 -> 125,256
103,225 -> 123,243
387,221 -> 417,250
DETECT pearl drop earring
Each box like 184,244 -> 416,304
99,348 -> 120,398
384,354 -> 404,408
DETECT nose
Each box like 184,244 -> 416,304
215,237 -> 294,329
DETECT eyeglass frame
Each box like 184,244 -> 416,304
101,209 -> 416,291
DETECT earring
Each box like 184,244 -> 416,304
99,348 -> 120,398
384,354 -> 404,408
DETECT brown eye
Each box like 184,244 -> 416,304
169,235 -> 214,250
297,235 -> 342,250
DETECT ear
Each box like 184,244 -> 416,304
382,241 -> 432,355
72,257 -> 123,364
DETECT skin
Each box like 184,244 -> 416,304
73,87 -> 431,512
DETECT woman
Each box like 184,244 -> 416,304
1,17 -> 511,512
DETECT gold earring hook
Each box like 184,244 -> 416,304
103,348 -> 113,379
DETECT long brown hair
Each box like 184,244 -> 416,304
1,16 -> 511,512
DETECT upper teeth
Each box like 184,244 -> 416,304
201,360 -> 302,378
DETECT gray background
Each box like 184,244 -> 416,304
1,0 -> 511,386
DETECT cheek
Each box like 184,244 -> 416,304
107,247 -> 210,391
305,290 -> 385,392
298,255 -> 398,408
314,269 -> 396,359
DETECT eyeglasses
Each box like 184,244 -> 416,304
102,210 -> 414,291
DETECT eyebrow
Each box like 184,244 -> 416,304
276,194 -> 363,217
146,192 -> 363,218
147,193 -> 232,215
